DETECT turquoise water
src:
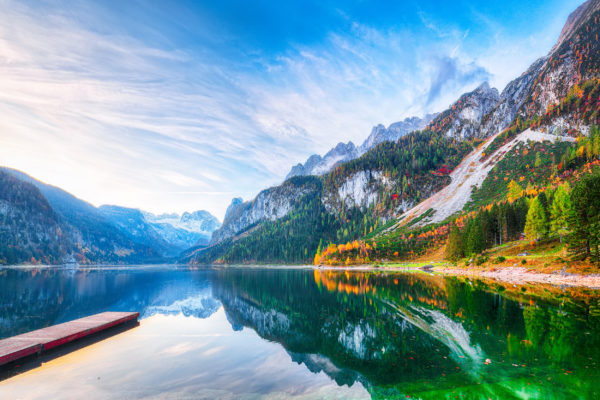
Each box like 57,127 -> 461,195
0,266 -> 599,399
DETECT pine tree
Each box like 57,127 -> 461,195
445,223 -> 464,261
465,217 -> 485,256
535,152 -> 543,168
524,196 -> 548,241
567,171 -> 600,263
550,182 -> 572,242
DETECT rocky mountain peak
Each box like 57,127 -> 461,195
287,114 -> 435,180
426,81 -> 500,139
553,0 -> 600,53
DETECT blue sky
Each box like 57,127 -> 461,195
0,0 -> 583,219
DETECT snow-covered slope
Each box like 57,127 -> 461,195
144,210 -> 221,247
99,206 -> 221,253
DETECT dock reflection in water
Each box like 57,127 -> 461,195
0,266 -> 599,399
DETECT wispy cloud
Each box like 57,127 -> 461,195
0,0 -> 581,219
425,56 -> 490,105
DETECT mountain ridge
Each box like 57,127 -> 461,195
0,166 -> 221,264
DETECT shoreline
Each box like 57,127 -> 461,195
435,266 -> 600,289
4,262 -> 600,289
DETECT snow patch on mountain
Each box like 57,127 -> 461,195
144,210 -> 220,234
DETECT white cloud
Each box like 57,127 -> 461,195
0,0 -> 577,220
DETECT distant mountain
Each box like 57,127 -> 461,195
358,114 -> 437,153
286,114 -> 436,179
143,210 -> 221,248
286,142 -> 359,179
0,167 -> 160,264
0,167 -> 220,264
98,205 -> 176,256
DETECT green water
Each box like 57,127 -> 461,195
0,266 -> 598,399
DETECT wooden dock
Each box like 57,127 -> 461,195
0,311 -> 139,367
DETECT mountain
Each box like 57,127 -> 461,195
286,114 -> 436,179
286,142 -> 359,179
0,167 -> 160,264
188,0 -> 600,265
98,205 -> 176,256
99,207 -> 221,255
315,0 -> 600,266
358,114 -> 437,153
0,170 -> 70,264
209,177 -> 320,245
426,82 -> 500,139
0,166 -> 221,264
142,210 -> 221,248
185,133 -> 472,264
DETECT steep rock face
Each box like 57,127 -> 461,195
210,178 -> 319,244
427,82 -> 501,139
322,170 -> 391,213
480,57 -> 546,136
525,0 -> 600,120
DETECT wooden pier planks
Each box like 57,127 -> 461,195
0,311 -> 139,366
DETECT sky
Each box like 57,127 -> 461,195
0,0 -> 583,220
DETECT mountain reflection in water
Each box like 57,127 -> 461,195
0,266 -> 599,399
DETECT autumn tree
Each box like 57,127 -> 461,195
550,182 -> 572,242
525,196 -> 548,241
507,180 -> 523,203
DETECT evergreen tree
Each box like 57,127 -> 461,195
535,152 -> 543,168
550,182 -> 572,242
445,223 -> 464,261
465,217 -> 485,256
524,196 -> 548,241
567,172 -> 600,263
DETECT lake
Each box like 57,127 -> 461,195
0,266 -> 599,399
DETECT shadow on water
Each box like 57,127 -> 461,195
0,320 -> 139,381
0,266 -> 599,398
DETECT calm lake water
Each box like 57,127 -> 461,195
1,266 -> 599,399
